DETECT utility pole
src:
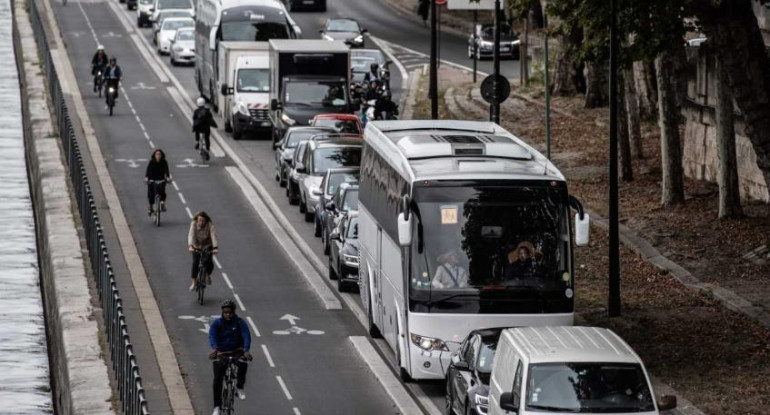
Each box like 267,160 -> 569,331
430,0 -> 438,119
608,0 -> 621,317
490,0 -> 501,123
544,12 -> 551,159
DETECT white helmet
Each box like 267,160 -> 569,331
97,44 -> 105,51
196,97 -> 206,107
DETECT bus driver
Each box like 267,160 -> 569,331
432,249 -> 468,289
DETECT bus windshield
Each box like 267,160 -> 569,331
221,21 -> 291,41
409,183 -> 572,314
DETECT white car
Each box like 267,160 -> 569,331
156,17 -> 194,55
136,0 -> 154,27
152,9 -> 193,41
150,0 -> 193,23
170,27 -> 195,65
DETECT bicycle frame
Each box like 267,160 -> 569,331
213,351 -> 248,415
148,180 -> 165,226
194,247 -> 211,305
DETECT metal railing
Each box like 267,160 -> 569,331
27,0 -> 149,413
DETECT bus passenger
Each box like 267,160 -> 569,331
503,241 -> 542,281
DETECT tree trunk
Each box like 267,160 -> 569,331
552,45 -> 577,96
520,14 -> 530,87
624,67 -> 644,159
618,71 -> 633,182
695,0 -> 770,193
715,59 -> 743,218
584,61 -> 607,108
656,52 -> 685,206
633,60 -> 658,121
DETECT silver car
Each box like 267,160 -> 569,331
299,138 -> 362,222
156,17 -> 194,55
170,27 -> 195,65
274,126 -> 336,188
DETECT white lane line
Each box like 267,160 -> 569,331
293,408 -> 301,415
148,140 -> 155,148
276,376 -> 293,401
185,206 -> 193,218
177,192 -> 186,205
135,114 -> 141,123
221,272 -> 234,289
224,166 -> 341,310
246,316 -> 260,337
349,337 -> 425,415
261,345 -> 275,368
172,181 -> 180,191
143,131 -> 150,140
213,256 -> 222,269
140,123 -> 146,132
233,293 -> 246,311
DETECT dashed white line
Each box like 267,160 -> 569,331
148,140 -> 155,148
135,114 -> 141,123
221,272 -> 234,289
140,123 -> 146,132
177,192 -> 186,205
172,181 -> 180,191
213,256 -> 222,269
184,206 -> 193,218
246,316 -> 260,337
233,293 -> 246,312
293,408 -> 301,415
261,345 -> 275,368
276,376 -> 293,401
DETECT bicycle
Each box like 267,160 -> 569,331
212,351 -> 249,415
94,70 -> 103,97
198,134 -> 210,164
106,84 -> 117,116
147,179 -> 166,227
193,247 -> 211,305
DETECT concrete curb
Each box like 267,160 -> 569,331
14,1 -> 114,413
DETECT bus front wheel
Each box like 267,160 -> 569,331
367,293 -> 382,339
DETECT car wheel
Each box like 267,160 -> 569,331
323,230 -> 330,255
299,195 -> 306,213
304,209 -> 314,222
137,18 -> 141,26
279,169 -> 287,187
314,218 -> 322,237
170,56 -> 177,66
337,272 -> 346,292
445,386 -> 454,415
232,128 -> 242,140
225,119 -> 233,133
328,261 -> 338,280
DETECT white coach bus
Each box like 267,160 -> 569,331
195,0 -> 300,107
358,120 -> 590,381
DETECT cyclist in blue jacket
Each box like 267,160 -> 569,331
209,299 -> 252,415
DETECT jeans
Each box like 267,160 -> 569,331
212,353 -> 248,408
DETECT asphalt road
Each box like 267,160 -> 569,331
52,1 -> 408,414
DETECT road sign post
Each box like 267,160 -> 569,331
430,0 -> 438,119
447,0 -> 495,85
491,0 -> 501,123
608,0 -> 621,317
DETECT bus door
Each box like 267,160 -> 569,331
374,226 -> 384,330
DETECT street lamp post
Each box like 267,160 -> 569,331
490,0 -> 501,123
430,0 -> 438,119
608,0 -> 621,317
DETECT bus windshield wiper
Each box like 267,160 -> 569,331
425,292 -> 479,307
526,404 -> 579,413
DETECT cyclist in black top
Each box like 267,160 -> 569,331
144,149 -> 171,215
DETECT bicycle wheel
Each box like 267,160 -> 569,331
222,366 -> 236,415
154,195 -> 161,226
197,270 -> 205,305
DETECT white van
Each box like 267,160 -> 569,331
488,326 -> 678,415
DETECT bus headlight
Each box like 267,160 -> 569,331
410,334 -> 449,352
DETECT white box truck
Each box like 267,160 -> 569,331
218,42 -> 271,139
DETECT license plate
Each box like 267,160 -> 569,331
303,0 -> 313,3
501,47 -> 510,51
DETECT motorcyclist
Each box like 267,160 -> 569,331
91,45 -> 109,92
374,89 -> 399,120
192,97 -> 218,159
361,81 -> 381,126
363,62 -> 380,84
103,56 -> 122,103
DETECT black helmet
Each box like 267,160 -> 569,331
370,62 -> 379,72
221,299 -> 236,310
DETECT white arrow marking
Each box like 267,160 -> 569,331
131,82 -> 156,90
280,314 -> 300,325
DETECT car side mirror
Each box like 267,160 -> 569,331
270,98 -> 281,111
499,392 -> 519,412
220,84 -> 229,95
325,202 -> 335,211
330,229 -> 340,241
311,189 -> 322,197
451,354 -> 470,371
570,195 -> 590,246
296,164 -> 306,174
658,395 -> 677,411
397,212 -> 412,247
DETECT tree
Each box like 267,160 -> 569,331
624,67 -> 644,159
618,71 -> 634,181
656,49 -> 685,206
714,57 -> 743,218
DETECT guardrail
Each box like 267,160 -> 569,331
27,0 -> 150,413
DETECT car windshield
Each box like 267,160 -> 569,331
312,147 -> 362,175
286,131 -> 322,148
285,81 -> 348,108
327,173 -> 359,196
526,363 -> 654,413
409,184 -> 572,314
222,21 -> 291,41
327,20 -> 359,32
140,0 -> 152,4
176,30 -> 194,41
476,337 -> 497,373
352,50 -> 385,64
347,217 -> 358,239
351,56 -> 376,72
163,19 -> 193,30
158,0 -> 191,9
342,189 -> 359,211
481,24 -> 514,39
237,69 -> 269,92
314,119 -> 361,134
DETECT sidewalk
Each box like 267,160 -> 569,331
409,65 -> 770,414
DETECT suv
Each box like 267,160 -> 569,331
274,126 -> 335,187
321,182 -> 358,255
298,138 -> 362,222
328,211 -> 359,292
314,168 -> 359,237
287,140 -> 310,205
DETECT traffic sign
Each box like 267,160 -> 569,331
480,74 -> 510,104
447,0 -> 495,9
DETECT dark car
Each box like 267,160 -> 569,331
320,18 -> 367,48
274,126 -> 335,187
328,211 -> 359,291
287,140 -> 310,205
351,49 -> 391,85
285,0 -> 325,12
298,138 -> 362,222
467,23 -> 520,60
445,328 -> 504,415
313,168 -> 359,237
321,182 -> 358,254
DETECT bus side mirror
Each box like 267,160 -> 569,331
397,212 -> 412,247
271,99 -> 281,111
575,213 -> 590,246
209,26 -> 218,51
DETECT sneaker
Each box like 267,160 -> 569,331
236,389 -> 246,400
160,202 -> 166,212
212,407 -> 221,415
206,274 -> 212,285
188,281 -> 196,292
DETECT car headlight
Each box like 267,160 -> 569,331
281,150 -> 293,161
235,101 -> 249,116
353,35 -> 363,44
475,394 -> 489,407
480,41 -> 493,48
281,113 -> 296,126
343,253 -> 359,267
410,334 -> 449,352
322,34 -> 334,41
309,186 -> 320,198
